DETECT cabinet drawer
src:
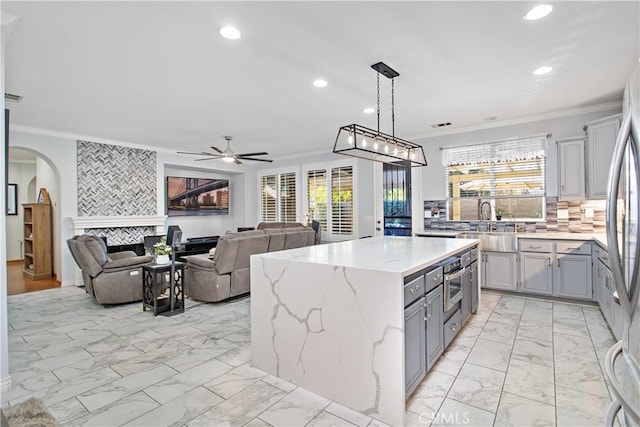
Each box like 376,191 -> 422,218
556,241 -> 592,255
519,239 -> 552,253
425,267 -> 443,293
404,275 -> 425,307
444,310 -> 462,348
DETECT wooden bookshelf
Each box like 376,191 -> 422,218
23,188 -> 53,280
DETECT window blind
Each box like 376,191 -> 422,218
307,169 -> 328,231
260,175 -> 277,222
279,172 -> 297,222
442,135 -> 547,166
331,166 -> 353,235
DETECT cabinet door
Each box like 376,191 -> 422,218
405,297 -> 426,395
520,252 -> 553,295
484,252 -> 518,291
555,254 -> 592,299
470,261 -> 478,314
557,138 -> 586,200
586,115 -> 621,199
425,286 -> 444,371
460,270 -> 471,323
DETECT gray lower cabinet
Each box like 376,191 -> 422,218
483,251 -> 518,290
555,254 -> 592,299
461,267 -> 471,323
425,285 -> 444,371
520,252 -> 553,295
404,297 -> 426,395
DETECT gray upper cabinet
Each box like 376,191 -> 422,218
585,114 -> 622,199
557,137 -> 586,200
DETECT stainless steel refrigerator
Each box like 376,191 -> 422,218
605,65 -> 640,426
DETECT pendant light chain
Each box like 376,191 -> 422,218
391,78 -> 395,138
376,71 -> 381,133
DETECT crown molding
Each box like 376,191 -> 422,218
408,101 -> 622,141
10,125 -> 178,154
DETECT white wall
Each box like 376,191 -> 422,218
416,108 -> 622,201
6,160 -> 35,260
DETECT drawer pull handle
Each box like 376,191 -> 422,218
415,285 -> 421,292
409,289 -> 415,294
451,322 -> 459,331
529,245 -> 542,249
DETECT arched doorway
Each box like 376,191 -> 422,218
7,147 -> 61,292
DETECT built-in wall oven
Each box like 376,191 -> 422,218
443,255 -> 468,312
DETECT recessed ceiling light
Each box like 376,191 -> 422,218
312,79 -> 328,88
523,5 -> 553,21
533,66 -> 553,75
219,26 -> 241,40
363,107 -> 375,114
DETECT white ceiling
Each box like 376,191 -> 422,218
3,1 -> 639,159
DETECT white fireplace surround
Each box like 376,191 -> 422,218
70,215 -> 167,235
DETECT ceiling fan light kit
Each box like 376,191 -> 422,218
178,136 -> 273,164
333,62 -> 428,167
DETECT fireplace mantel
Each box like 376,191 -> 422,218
70,215 -> 167,235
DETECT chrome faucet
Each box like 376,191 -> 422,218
479,201 -> 492,232
507,212 -> 517,233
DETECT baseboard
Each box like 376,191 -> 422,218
0,375 -> 12,394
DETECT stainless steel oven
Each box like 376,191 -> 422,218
443,256 -> 466,312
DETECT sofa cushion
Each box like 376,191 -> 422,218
263,229 -> 285,252
75,235 -> 109,277
212,236 -> 240,274
283,227 -> 315,249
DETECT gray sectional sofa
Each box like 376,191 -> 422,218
184,226 -> 316,302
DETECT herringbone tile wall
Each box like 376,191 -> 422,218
77,140 -> 157,216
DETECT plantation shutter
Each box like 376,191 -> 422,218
331,166 -> 353,235
307,169 -> 328,231
260,175 -> 277,222
279,172 -> 297,222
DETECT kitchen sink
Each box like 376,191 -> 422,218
456,231 -> 519,252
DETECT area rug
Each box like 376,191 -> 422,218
1,398 -> 58,427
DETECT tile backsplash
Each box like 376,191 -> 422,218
423,198 -> 609,233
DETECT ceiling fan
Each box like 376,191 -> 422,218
178,136 -> 273,164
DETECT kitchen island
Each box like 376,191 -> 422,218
250,236 -> 478,426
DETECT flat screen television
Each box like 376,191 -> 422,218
166,176 -> 229,217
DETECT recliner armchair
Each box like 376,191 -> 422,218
67,235 -> 152,305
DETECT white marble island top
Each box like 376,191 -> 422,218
255,236 -> 478,276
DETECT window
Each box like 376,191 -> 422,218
331,166 -> 354,235
442,136 -> 547,221
307,169 -> 328,231
260,172 -> 297,222
305,164 -> 354,237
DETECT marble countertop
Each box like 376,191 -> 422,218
415,230 -> 609,248
253,236 -> 478,276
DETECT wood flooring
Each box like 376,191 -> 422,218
6,260 -> 60,295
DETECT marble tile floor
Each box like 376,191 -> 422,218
2,286 -> 620,426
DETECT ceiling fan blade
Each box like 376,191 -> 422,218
236,152 -> 269,157
177,151 -> 218,156
234,159 -> 242,165
194,156 -> 223,161
210,146 -> 224,154
241,157 -> 273,162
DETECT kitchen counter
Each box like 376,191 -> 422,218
417,230 -> 609,248
250,236 -> 478,426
